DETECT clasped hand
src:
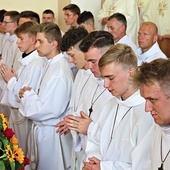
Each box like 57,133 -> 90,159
0,63 -> 16,83
19,86 -> 32,99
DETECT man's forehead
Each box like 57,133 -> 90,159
84,50 -> 101,60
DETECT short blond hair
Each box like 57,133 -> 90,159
99,44 -> 137,71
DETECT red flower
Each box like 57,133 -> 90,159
24,157 -> 29,165
3,128 -> 15,139
19,167 -> 24,170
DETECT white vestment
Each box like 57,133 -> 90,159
0,33 -> 22,117
151,124 -> 170,170
141,0 -> 170,35
0,50 -> 45,154
98,0 -> 139,44
71,75 -> 113,169
116,35 -> 137,52
136,0 -> 151,24
66,68 -> 92,170
19,53 -> 74,170
0,33 -> 9,54
136,42 -> 167,66
1,34 -> 22,70
85,91 -> 154,170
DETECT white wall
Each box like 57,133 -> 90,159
0,0 -> 58,23
71,0 -> 102,30
0,0 -> 103,31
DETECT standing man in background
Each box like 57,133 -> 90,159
77,11 -> 96,33
18,10 -> 40,26
63,4 -> 80,28
107,12 -> 137,52
42,9 -> 55,23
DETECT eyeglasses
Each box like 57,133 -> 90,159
2,21 -> 14,25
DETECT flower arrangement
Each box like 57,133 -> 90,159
0,113 -> 29,170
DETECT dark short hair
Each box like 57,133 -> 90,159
36,22 -> 61,50
63,4 -> 80,15
60,27 -> 88,52
4,11 -> 19,22
0,9 -> 6,22
19,10 -> 40,23
77,11 -> 94,25
79,30 -> 114,52
43,9 -> 54,17
108,12 -> 127,30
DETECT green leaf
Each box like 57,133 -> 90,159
10,161 -> 15,170
0,160 -> 6,170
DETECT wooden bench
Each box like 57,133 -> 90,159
158,38 -> 170,58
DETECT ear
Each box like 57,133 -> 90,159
153,35 -> 158,43
120,24 -> 126,33
128,67 -> 136,76
51,40 -> 58,49
53,18 -> 56,23
14,21 -> 18,27
31,35 -> 36,44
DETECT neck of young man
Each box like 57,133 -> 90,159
46,50 -> 60,60
121,86 -> 138,101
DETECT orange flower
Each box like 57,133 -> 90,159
10,136 -> 18,145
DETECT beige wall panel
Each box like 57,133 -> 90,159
58,0 -> 70,32
0,0 -> 58,23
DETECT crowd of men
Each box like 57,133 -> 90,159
0,2 -> 170,170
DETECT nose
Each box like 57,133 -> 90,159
16,39 -> 20,45
88,62 -> 93,69
68,56 -> 74,63
107,28 -> 111,33
138,33 -> 143,40
35,41 -> 39,49
145,100 -> 153,112
104,78 -> 110,89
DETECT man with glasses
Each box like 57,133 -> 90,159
0,11 -> 22,118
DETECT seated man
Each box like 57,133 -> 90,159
133,58 -> 170,170
97,0 -> 139,44
107,12 -> 137,52
136,21 -> 167,65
